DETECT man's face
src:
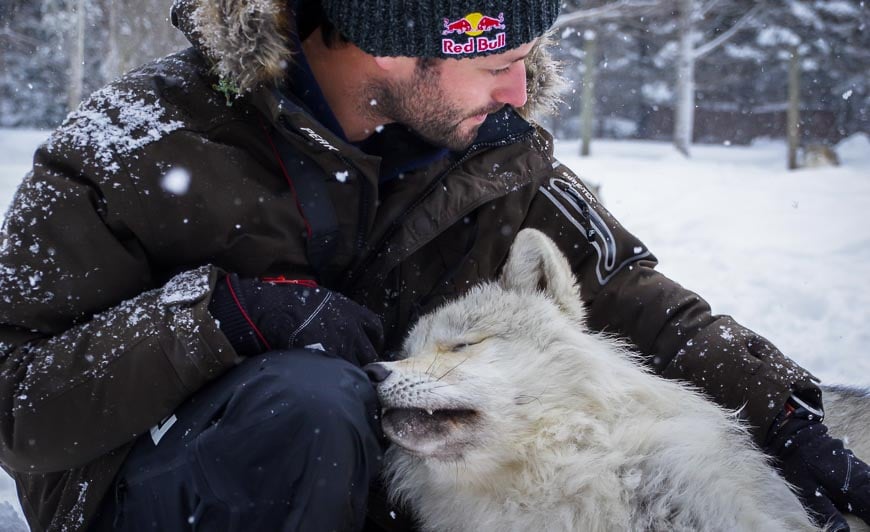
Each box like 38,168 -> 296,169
365,41 -> 535,151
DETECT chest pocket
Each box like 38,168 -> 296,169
378,213 -> 482,349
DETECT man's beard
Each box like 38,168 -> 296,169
363,65 -> 500,151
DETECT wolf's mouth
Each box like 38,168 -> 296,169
381,407 -> 480,455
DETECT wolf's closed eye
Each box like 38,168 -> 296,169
450,339 -> 486,352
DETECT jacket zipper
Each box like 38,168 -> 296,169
275,115 -> 374,284
349,154 -> 371,266
261,276 -> 319,287
343,127 -> 536,290
329,149 -> 373,280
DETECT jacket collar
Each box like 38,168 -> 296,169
284,29 -> 348,141
354,125 -> 450,184
279,46 -> 533,184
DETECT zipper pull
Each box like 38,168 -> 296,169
260,276 -> 319,288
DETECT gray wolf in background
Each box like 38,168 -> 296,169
369,228 -> 869,532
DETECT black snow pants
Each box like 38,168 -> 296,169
90,349 -> 384,532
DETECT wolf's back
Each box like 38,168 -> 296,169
818,385 -> 870,532
822,385 -> 870,459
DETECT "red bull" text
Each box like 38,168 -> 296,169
442,32 -> 507,55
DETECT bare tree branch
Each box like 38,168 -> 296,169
697,0 -> 724,20
553,0 -> 664,28
694,2 -> 766,59
0,27 -> 41,47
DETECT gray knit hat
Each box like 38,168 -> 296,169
320,1 -> 561,58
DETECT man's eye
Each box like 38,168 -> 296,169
490,66 -> 511,76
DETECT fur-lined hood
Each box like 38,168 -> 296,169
170,0 -> 563,118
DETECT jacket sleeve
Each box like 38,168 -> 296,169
0,143 -> 239,474
523,160 -> 820,444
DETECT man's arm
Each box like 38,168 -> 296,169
523,160 -> 819,442
0,152 -> 238,473
0,267 -> 237,473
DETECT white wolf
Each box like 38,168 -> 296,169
369,228 -> 869,532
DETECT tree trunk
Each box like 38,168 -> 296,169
67,0 -> 86,112
580,31 -> 598,157
673,0 -> 695,157
787,46 -> 801,170
103,0 -> 121,82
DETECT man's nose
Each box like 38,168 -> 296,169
364,363 -> 392,384
492,62 -> 528,109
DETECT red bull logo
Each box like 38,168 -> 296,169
442,18 -> 475,35
441,12 -> 507,55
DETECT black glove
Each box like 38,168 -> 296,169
208,273 -> 384,366
765,398 -> 870,531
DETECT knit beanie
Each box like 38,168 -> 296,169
320,1 -> 561,58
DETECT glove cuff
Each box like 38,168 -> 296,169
765,394 -> 827,454
209,274 -> 270,357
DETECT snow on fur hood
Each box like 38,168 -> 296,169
169,0 -> 563,118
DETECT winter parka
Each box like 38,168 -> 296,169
0,0 -> 819,530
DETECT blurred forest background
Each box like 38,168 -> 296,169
1,0 -> 867,165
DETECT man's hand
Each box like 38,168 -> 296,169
766,402 -> 870,531
209,274 -> 384,366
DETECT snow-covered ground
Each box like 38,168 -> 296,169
554,134 -> 870,388
0,129 -> 868,526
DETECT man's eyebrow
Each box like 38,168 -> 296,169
493,52 -> 530,67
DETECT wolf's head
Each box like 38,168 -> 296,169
369,229 -> 627,473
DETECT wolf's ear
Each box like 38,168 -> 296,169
499,229 -> 585,321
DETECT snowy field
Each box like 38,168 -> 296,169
0,129 -> 868,526
553,134 -> 870,388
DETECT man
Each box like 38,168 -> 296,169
0,0 -> 866,530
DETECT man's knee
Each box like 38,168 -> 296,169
109,350 -> 384,531
99,350 -> 383,531
191,351 -> 382,528
226,349 -> 380,437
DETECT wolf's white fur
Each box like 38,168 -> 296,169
823,385 -> 870,461
375,228 -> 867,532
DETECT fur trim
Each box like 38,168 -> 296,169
519,31 -> 566,121
172,0 -> 294,92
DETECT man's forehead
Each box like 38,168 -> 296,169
453,39 -> 538,65
501,40 -> 538,60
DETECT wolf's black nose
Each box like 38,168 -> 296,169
364,363 -> 392,384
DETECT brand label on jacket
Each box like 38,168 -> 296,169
150,414 -> 178,445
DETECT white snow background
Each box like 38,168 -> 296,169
0,128 -> 868,526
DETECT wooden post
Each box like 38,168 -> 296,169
580,30 -> 598,157
68,0 -> 86,112
787,46 -> 801,170
673,0 -> 695,157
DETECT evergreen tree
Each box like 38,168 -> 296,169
1,0 -> 187,128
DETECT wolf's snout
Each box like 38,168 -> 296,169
364,363 -> 392,384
